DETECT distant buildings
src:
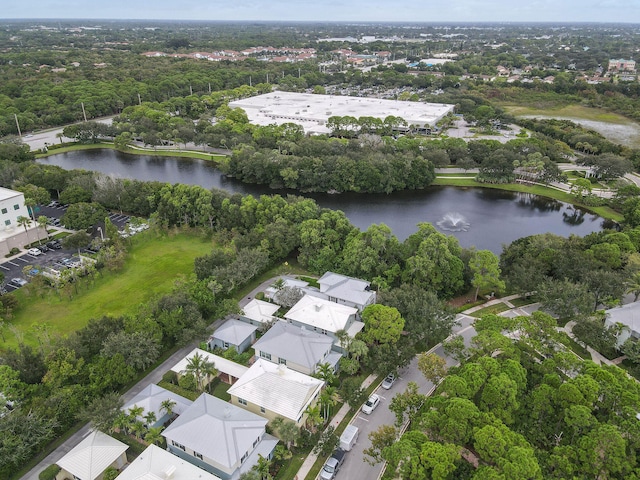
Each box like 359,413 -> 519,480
608,58 -> 636,72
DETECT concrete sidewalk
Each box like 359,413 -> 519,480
295,373 -> 379,480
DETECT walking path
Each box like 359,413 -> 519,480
560,321 -> 615,366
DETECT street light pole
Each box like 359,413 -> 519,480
97,227 -> 104,241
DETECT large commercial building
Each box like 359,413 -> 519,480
0,187 -> 37,257
229,91 -> 455,134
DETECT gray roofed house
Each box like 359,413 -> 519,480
240,298 -> 281,327
121,384 -> 193,428
284,295 -> 362,343
604,301 -> 640,347
162,393 -> 278,480
316,271 -> 376,311
56,430 -> 128,480
209,319 -> 258,353
253,320 -> 339,375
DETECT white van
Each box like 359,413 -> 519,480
339,425 -> 359,452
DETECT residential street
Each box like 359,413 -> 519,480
335,314 -> 477,480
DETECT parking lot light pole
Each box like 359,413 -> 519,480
97,227 -> 104,241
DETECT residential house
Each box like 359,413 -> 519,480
315,271 -> 376,311
228,358 -> 324,427
252,320 -> 340,375
115,444 -> 221,480
284,295 -> 363,343
208,319 -> 257,353
121,384 -> 192,428
240,298 -> 281,327
56,430 -> 128,480
264,277 -> 309,303
604,302 -> 640,347
162,393 -> 278,480
171,349 -> 248,386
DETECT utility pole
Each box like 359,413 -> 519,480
298,67 -> 301,78
14,114 -> 21,137
81,102 -> 88,122
138,93 -> 142,105
208,82 -> 211,93
249,76 -> 252,87
266,73 -> 269,83
189,84 -> 193,95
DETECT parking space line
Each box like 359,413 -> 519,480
8,261 -> 19,266
16,257 -> 29,263
356,416 -> 369,422
0,265 -> 9,270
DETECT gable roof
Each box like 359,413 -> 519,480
228,358 -> 324,421
171,348 -> 249,380
253,321 -> 334,370
122,384 -> 192,421
241,299 -> 280,324
114,444 -> 221,480
57,430 -> 128,480
317,271 -> 375,307
162,394 -> 267,470
605,302 -> 640,333
284,295 -> 357,333
213,319 -> 257,345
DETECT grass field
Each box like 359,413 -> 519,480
502,104 -> 640,147
431,177 -> 624,222
3,230 -> 214,350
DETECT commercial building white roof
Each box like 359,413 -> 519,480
284,295 -> 357,334
114,444 -> 220,480
122,384 -> 192,422
228,358 -> 324,422
57,430 -> 128,480
171,348 -> 249,380
229,91 -> 455,134
162,394 -> 267,471
605,302 -> 640,334
0,187 -> 22,202
253,320 -> 334,371
241,299 -> 281,324
212,319 -> 257,345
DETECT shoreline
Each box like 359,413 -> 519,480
36,142 -> 623,223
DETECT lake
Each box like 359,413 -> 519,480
38,149 -> 612,252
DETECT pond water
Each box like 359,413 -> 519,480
38,149 -> 612,252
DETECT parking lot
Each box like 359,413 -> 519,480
1,203 -> 133,292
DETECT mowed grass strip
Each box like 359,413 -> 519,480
5,230 -> 213,349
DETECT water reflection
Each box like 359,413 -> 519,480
38,149 -> 609,253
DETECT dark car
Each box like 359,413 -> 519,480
38,244 -> 49,252
47,241 -> 62,250
320,449 -> 346,480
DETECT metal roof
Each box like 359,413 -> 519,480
284,295 -> 357,333
213,319 -> 257,345
57,430 -> 128,480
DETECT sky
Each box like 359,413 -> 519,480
2,0 -> 640,23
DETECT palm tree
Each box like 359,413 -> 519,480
254,454 -> 272,480
314,362 -> 335,385
37,215 -> 49,243
131,420 -> 146,439
144,426 -> 164,446
160,399 -> 176,418
335,328 -> 351,351
320,386 -> 341,421
348,339 -> 369,361
303,404 -> 323,433
183,352 -> 218,392
144,411 -> 157,427
113,412 -> 132,435
626,272 -> 640,302
127,405 -> 144,423
17,216 -> 32,245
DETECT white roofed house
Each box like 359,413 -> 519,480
162,393 -> 278,480
114,444 -> 221,480
252,320 -> 340,375
284,295 -> 364,345
56,430 -> 128,480
227,358 -> 324,427
604,302 -> 640,347
316,271 -> 376,312
121,384 -> 192,428
240,299 -> 281,328
171,349 -> 248,386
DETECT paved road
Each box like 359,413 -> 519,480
21,117 -> 114,151
335,314 -> 477,480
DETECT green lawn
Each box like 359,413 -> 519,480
470,303 -> 511,318
3,230 -> 214,350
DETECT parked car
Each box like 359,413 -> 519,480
362,394 -> 381,415
47,241 -> 62,250
38,244 -> 49,252
320,449 -> 346,480
339,425 -> 359,451
381,373 -> 396,390
27,248 -> 42,256
10,278 -> 28,287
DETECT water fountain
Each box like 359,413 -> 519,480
437,212 -> 471,232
